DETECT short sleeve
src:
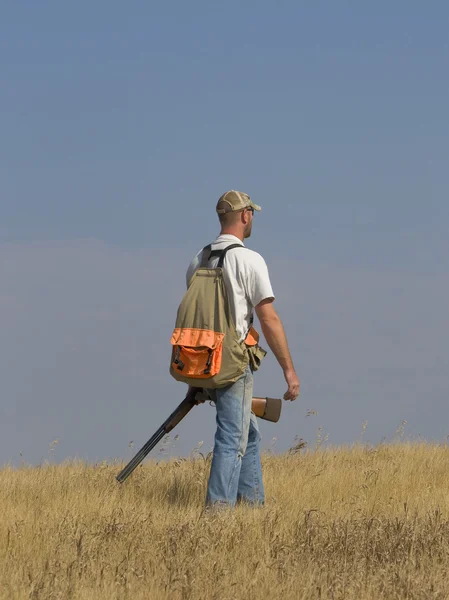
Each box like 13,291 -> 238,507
247,253 -> 275,308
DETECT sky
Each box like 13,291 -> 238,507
1,1 -> 448,466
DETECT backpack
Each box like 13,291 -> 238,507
169,243 -> 266,388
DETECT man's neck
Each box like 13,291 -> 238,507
219,229 -> 244,242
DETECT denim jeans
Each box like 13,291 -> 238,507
205,366 -> 265,508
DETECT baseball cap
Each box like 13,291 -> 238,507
216,190 -> 262,214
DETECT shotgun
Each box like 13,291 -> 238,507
116,389 -> 281,483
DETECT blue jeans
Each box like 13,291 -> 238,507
205,367 -> 265,508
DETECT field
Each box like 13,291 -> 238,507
2,443 -> 449,600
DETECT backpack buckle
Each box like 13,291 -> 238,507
204,348 -> 213,375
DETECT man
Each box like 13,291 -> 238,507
186,190 -> 300,509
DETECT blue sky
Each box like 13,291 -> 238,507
1,2 -> 448,464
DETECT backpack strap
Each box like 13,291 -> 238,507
217,244 -> 255,343
200,244 -> 212,267
217,243 -> 246,268
200,243 -> 246,268
201,242 -> 252,341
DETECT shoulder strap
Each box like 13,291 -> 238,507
200,243 -> 246,269
199,243 -> 251,339
217,244 -> 246,268
199,244 -> 212,268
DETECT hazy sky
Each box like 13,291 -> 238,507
1,2 -> 448,465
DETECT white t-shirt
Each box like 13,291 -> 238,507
186,234 -> 275,342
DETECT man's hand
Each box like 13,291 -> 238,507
188,386 -> 207,405
283,369 -> 300,401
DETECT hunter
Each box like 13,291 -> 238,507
183,190 -> 300,509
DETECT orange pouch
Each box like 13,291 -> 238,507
171,328 -> 225,379
244,326 -> 260,347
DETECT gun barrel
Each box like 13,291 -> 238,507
116,426 -> 166,483
116,395 -> 196,483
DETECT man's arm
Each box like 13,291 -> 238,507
255,299 -> 300,401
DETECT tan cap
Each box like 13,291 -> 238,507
216,190 -> 262,214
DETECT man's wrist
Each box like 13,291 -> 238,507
283,366 -> 296,377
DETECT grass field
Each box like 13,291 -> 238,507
2,442 -> 449,599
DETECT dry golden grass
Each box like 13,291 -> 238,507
2,443 -> 449,599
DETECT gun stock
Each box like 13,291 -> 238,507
116,393 -> 282,483
252,397 -> 282,422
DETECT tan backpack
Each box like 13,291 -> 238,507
170,244 -> 266,388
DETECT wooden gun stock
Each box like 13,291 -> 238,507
251,397 -> 282,423
116,392 -> 282,483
